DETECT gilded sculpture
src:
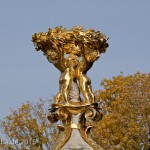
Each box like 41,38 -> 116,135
32,26 -> 108,105
32,26 -> 109,150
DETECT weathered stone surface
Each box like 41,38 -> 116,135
62,129 -> 93,150
62,115 -> 92,150
69,81 -> 81,103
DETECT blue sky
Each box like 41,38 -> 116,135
0,0 -> 150,122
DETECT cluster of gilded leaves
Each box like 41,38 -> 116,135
32,26 -> 108,54
0,99 -> 57,150
92,72 -> 150,150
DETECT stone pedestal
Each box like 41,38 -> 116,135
47,82 -> 104,150
62,115 -> 92,150
48,102 -> 103,150
62,129 -> 92,150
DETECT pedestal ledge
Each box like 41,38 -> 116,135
48,102 -> 104,150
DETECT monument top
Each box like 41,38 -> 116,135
32,26 -> 108,150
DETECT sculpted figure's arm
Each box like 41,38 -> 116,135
53,47 -> 67,72
46,47 -> 70,104
78,46 -> 95,74
45,46 -> 66,72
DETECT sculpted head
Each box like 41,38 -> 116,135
85,49 -> 100,62
66,53 -> 79,68
45,49 -> 59,63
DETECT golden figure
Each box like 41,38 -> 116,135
55,52 -> 79,104
76,48 -> 100,104
45,48 -> 79,104
75,34 -> 108,104
32,26 -> 109,105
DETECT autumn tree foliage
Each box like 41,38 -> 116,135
92,72 -> 150,149
0,72 -> 150,150
0,99 -> 57,150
